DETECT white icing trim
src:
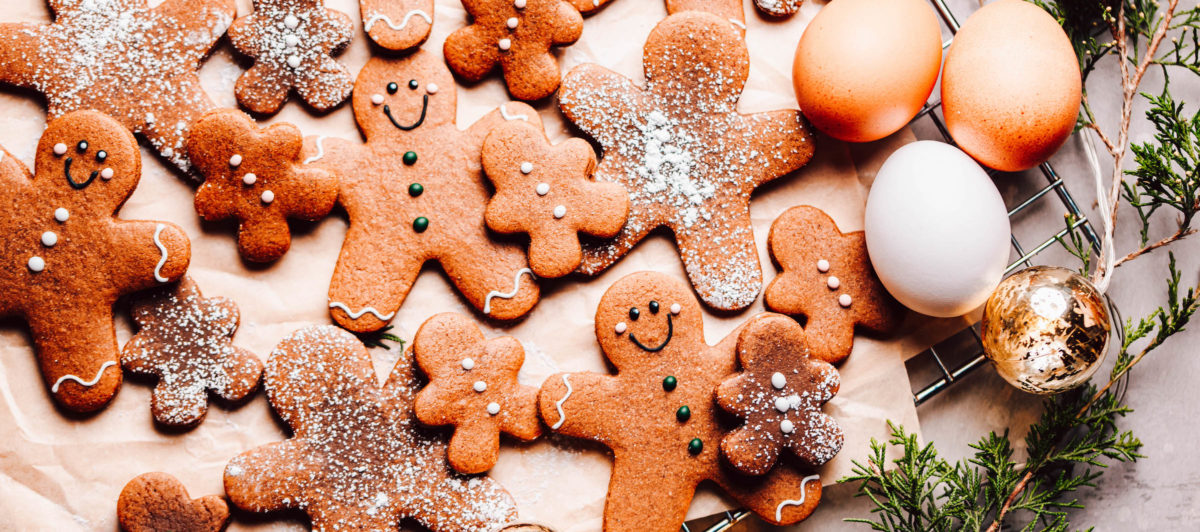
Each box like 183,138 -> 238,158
152,223 -> 169,283
51,361 -> 116,393
304,136 -> 328,164
364,10 -> 432,32
328,301 -> 396,321
730,18 -> 747,30
483,268 -> 535,314
550,374 -> 573,430
775,475 -> 821,522
499,104 -> 529,122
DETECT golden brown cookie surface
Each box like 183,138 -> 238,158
0,110 -> 190,412
117,472 -> 229,532
559,12 -> 814,310
537,272 -> 824,531
189,109 -> 338,262
360,0 -> 434,50
224,325 -> 519,531
482,120 -> 628,278
0,0 -> 235,172
765,205 -> 903,363
413,313 -> 542,474
228,0 -> 355,114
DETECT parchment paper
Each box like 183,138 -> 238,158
0,0 -> 963,529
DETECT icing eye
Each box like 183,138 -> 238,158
76,140 -> 88,152
408,79 -> 419,90
649,301 -> 659,314
387,82 -> 399,95
629,307 -> 639,320
96,150 -> 107,163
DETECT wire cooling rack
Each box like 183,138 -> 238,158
688,0 -> 1103,529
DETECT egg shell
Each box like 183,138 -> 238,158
942,0 -> 1082,172
864,141 -> 1011,317
792,0 -> 943,143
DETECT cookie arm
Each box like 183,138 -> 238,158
156,0 -> 236,44
742,110 -> 816,189
537,372 -> 625,442
0,23 -> 45,88
224,440 -> 321,514
107,220 -> 191,293
27,303 -> 122,412
716,467 -> 823,526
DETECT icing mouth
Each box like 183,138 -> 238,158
630,314 -> 673,352
383,95 -> 428,131
64,157 -> 98,190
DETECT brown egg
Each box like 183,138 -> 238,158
942,0 -> 1081,172
792,0 -> 943,143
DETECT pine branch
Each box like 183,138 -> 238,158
357,325 -> 407,351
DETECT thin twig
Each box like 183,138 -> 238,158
1113,226 -> 1198,267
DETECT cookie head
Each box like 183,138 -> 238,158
596,272 -> 703,368
353,53 -> 454,140
35,110 -> 140,210
643,12 -> 749,104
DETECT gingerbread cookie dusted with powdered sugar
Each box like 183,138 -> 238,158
228,0 -> 355,114
537,272 -> 824,530
716,313 -> 843,476
117,472 -> 230,532
361,0 -> 434,51
121,277 -> 263,427
765,206 -> 903,363
299,51 -> 541,332
224,325 -> 520,530
559,11 -> 813,310
188,109 -> 339,262
0,111 -> 190,412
413,313 -> 541,474
444,0 -> 583,101
0,0 -> 236,172
482,120 -> 628,278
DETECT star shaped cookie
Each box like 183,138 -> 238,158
559,11 -> 813,310
0,0 -> 236,172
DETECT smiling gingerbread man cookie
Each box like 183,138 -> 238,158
559,12 -> 813,311
538,272 -> 824,531
299,51 -> 541,332
765,205 -> 903,363
0,111 -> 190,412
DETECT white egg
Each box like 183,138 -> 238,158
864,141 -> 1011,317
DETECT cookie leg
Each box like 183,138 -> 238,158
236,63 -> 292,115
603,458 -> 694,532
327,226 -> 424,332
28,305 -> 122,412
447,420 -> 501,474
803,315 -> 856,364
716,467 -> 822,526
236,214 -> 292,263
360,0 -> 434,51
674,216 -> 763,311
137,82 -> 218,172
295,58 -> 355,112
501,51 -> 563,102
441,244 -> 539,321
151,377 -> 210,426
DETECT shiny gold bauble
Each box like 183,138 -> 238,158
981,266 -> 1111,394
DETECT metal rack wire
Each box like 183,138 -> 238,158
690,0 -> 1103,529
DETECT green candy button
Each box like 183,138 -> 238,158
403,151 -> 418,165
688,438 -> 703,455
408,183 -> 424,197
413,216 -> 429,233
662,376 -> 677,391
676,405 -> 690,422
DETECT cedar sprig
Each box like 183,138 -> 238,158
357,325 -> 407,351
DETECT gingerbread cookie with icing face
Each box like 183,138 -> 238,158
444,0 -> 583,101
117,472 -> 230,532
299,51 -> 541,332
0,110 -> 190,412
482,120 -> 628,278
413,313 -> 541,474
228,0 -> 355,114
716,313 -> 843,476
537,272 -> 824,531
765,206 -> 903,363
189,109 -> 338,262
224,325 -> 520,531
559,11 -> 813,311
360,0 -> 434,51
121,277 -> 263,427
0,0 -> 235,172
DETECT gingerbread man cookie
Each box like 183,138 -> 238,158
482,120 -> 628,278
0,0 -> 236,172
117,472 -> 229,532
765,206 -> 903,363
444,0 -> 583,101
224,325 -> 519,530
298,51 -> 541,332
228,0 -> 355,114
361,0 -> 434,51
559,12 -> 813,311
121,277 -> 263,427
0,111 -> 190,412
189,109 -> 338,262
538,272 -> 824,530
716,313 -> 843,476
413,313 -> 541,474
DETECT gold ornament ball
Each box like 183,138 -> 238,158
981,266 -> 1111,394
